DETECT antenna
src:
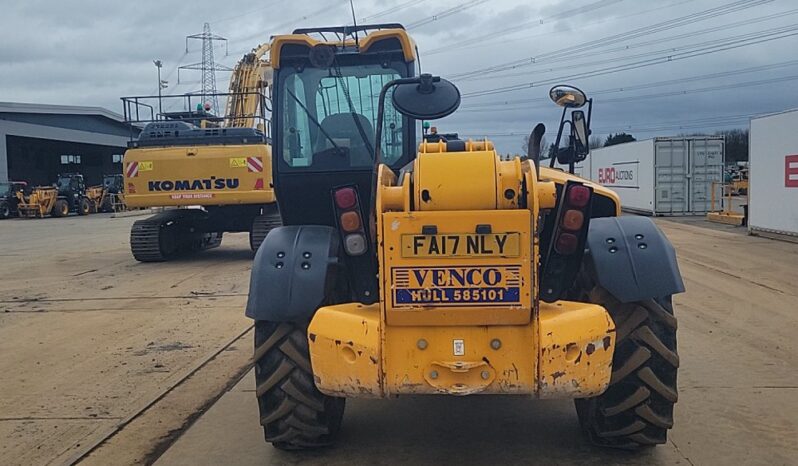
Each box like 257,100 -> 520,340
349,0 -> 360,48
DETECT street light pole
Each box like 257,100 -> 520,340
153,60 -> 163,119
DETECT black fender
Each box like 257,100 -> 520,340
585,216 -> 684,303
245,225 -> 342,322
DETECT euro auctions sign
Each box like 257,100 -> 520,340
598,163 -> 638,188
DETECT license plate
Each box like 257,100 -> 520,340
401,233 -> 520,258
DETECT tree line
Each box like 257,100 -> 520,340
521,129 -> 748,163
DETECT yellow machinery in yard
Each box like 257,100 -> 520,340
245,24 -> 684,451
17,187 -> 59,218
85,175 -> 126,213
708,181 -> 746,226
121,43 -> 280,261
17,173 -> 94,218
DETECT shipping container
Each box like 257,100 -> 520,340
577,137 -> 724,215
749,109 -> 798,239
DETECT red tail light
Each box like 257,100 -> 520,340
334,187 -> 356,209
567,185 -> 591,208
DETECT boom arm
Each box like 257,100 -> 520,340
225,43 -> 272,128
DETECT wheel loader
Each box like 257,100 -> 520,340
246,24 -> 684,451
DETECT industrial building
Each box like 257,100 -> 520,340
0,102 -> 138,186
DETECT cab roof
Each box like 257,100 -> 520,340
270,23 -> 416,69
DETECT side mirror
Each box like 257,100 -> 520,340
572,110 -> 589,159
391,74 -> 461,120
549,85 -> 587,108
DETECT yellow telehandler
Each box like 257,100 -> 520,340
246,24 -> 684,451
17,173 -> 93,218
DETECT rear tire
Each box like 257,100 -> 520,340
0,202 -> 10,219
253,321 -> 345,450
101,197 -> 113,213
574,284 -> 679,449
52,199 -> 69,217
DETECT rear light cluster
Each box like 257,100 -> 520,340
540,181 -> 594,303
554,185 -> 591,255
334,187 -> 368,256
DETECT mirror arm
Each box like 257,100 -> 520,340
373,76 -> 424,166
372,81 -> 395,168
549,106 -> 569,168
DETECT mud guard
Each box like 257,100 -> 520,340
585,216 -> 685,303
245,226 -> 342,322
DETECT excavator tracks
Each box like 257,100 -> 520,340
249,210 -> 282,252
131,210 -> 221,262
130,213 -> 179,262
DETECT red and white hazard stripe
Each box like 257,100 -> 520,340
247,156 -> 263,173
126,161 -> 139,178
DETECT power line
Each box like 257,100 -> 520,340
460,73 -> 798,113
460,59 -> 798,110
220,2 -> 349,58
405,0 -> 487,30
211,0 -> 284,25
461,25 -> 798,98
360,0 -> 427,22
451,0 -> 772,80
425,0 -> 625,55
427,0 -> 698,57
459,7 -> 798,83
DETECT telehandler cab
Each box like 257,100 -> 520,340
246,24 -> 684,451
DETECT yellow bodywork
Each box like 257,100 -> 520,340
123,144 -> 275,208
270,29 -> 416,69
124,41 -> 275,210
309,301 -> 613,397
85,185 -> 106,212
17,187 -> 57,218
307,139 -> 618,399
225,43 -> 272,129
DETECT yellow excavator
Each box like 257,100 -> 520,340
245,24 -> 684,451
122,43 -> 280,261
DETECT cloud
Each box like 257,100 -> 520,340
2,0 -> 798,152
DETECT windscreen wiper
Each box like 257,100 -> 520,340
285,88 -> 347,157
330,64 -> 376,159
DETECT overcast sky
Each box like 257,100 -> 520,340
3,0 -> 798,153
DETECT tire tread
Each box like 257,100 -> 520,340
253,321 -> 344,450
574,275 -> 678,450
